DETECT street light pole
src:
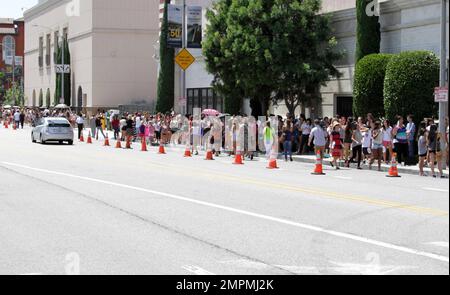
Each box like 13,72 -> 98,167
61,34 -> 65,105
439,0 -> 448,165
182,0 -> 186,114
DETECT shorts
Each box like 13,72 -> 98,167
383,141 -> 392,147
363,148 -> 371,155
419,153 -> 427,158
372,143 -> 383,150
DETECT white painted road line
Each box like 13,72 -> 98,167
2,161 -> 449,264
422,187 -> 449,193
333,176 -> 353,180
425,242 -> 449,248
182,265 -> 216,275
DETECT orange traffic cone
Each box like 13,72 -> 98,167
87,131 -> 93,144
158,142 -> 166,154
267,150 -> 279,169
141,137 -> 148,152
115,139 -> 122,149
125,136 -> 132,149
13,123 -> 17,130
233,149 -> 244,165
205,147 -> 214,160
387,153 -> 401,178
5,120 -> 8,129
80,132 -> 84,142
104,133 -> 110,146
311,150 -> 325,175
184,144 -> 192,157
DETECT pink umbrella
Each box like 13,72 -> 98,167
202,109 -> 220,116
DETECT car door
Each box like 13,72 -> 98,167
35,118 -> 46,140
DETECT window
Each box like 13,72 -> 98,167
54,31 -> 59,62
186,88 -> 224,115
38,36 -> 44,68
2,35 -> 15,62
46,34 -> 51,66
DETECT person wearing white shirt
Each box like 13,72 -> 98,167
76,114 -> 85,140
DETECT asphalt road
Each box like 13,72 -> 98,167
0,126 -> 448,275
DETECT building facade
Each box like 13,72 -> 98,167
170,0 -> 449,118
24,0 -> 160,110
0,18 -> 25,104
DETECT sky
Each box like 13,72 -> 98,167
0,0 -> 39,19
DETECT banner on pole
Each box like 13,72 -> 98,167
167,4 -> 183,48
187,6 -> 202,48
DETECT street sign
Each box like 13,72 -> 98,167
175,48 -> 195,71
55,64 -> 71,74
435,87 -> 448,102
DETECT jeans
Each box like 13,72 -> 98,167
284,141 -> 292,158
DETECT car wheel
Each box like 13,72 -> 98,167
40,134 -> 46,145
31,132 -> 36,143
68,140 -> 73,145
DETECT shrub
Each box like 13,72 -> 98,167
384,51 -> 439,122
353,53 -> 393,118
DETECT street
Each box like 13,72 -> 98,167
0,127 -> 448,275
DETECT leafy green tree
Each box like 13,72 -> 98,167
353,53 -> 392,118
156,0 -> 175,114
204,0 -> 341,116
355,0 -> 381,62
384,51 -> 439,122
54,37 -> 71,106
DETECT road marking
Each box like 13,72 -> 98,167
2,161 -> 449,264
425,242 -> 449,248
422,187 -> 449,193
328,261 -> 416,275
182,265 -> 215,275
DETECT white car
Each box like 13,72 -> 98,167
32,117 -> 74,145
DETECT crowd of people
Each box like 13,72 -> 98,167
1,106 -> 449,178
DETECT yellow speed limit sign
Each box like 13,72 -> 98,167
175,48 -> 195,71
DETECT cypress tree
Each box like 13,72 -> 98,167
54,37 -> 71,106
355,0 -> 381,62
156,0 -> 175,113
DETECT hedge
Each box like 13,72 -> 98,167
384,51 -> 439,122
353,53 -> 393,118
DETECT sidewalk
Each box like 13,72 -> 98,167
289,154 -> 449,177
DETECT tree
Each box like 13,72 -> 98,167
54,37 -> 71,106
355,0 -> 381,62
353,53 -> 392,118
384,51 -> 439,122
156,0 -> 175,114
204,0 -> 341,116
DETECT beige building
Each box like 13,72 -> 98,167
24,0 -> 160,110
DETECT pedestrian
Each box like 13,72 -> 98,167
427,124 -> 444,178
76,113 -> 84,140
19,110 -> 25,129
418,128 -> 428,176
282,120 -> 294,162
393,116 -> 409,165
309,119 -> 328,160
382,119 -> 394,163
343,122 -> 353,167
111,115 -> 120,140
263,121 -> 275,159
361,125 -> 372,165
406,114 -> 416,160
13,109 -> 20,129
299,118 -> 312,154
95,115 -> 106,139
330,122 -> 343,169
370,121 -> 383,171
350,121 -> 363,170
